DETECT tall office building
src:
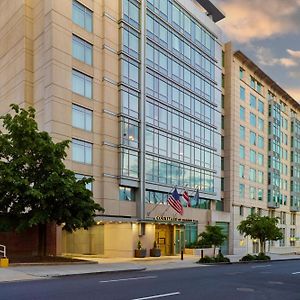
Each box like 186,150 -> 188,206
0,0 -> 228,257
223,42 -> 300,255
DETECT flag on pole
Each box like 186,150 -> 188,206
182,190 -> 191,207
194,188 -> 200,207
167,188 -> 183,215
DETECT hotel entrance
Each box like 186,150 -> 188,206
155,224 -> 185,256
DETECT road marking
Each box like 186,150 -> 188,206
131,292 -> 180,300
236,288 -> 254,292
99,276 -> 157,283
226,272 -> 243,275
292,272 -> 300,275
268,281 -> 283,285
251,264 -> 271,268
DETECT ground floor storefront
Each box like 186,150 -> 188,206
61,217 -> 200,258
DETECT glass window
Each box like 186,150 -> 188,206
240,145 -> 245,159
123,0 -> 139,28
249,168 -> 256,182
121,119 -> 139,148
72,139 -> 92,164
72,104 -> 92,131
250,94 -> 256,108
122,149 -> 138,178
258,100 -> 264,114
119,186 -> 135,201
250,131 -> 256,145
75,173 -> 92,191
250,112 -> 256,127
250,76 -> 255,89
257,153 -> 264,166
239,183 -> 245,199
250,187 -> 256,200
121,89 -> 139,119
258,188 -> 263,201
250,149 -> 256,163
239,164 -> 245,178
240,125 -> 245,140
72,0 -> 92,32
258,135 -> 264,149
122,59 -> 139,89
240,106 -> 245,121
72,35 -> 92,65
72,70 -> 92,99
240,86 -> 245,100
258,117 -> 264,131
123,27 -> 139,58
240,67 -> 244,79
257,171 -> 264,184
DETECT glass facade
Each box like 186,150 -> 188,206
119,0 -> 222,209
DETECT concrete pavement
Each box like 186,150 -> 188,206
1,253 -> 300,283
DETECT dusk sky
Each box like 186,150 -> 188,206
214,0 -> 300,101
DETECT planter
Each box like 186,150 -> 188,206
150,248 -> 161,257
135,249 -> 146,258
0,258 -> 9,268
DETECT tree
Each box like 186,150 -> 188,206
0,104 -> 104,255
237,214 -> 283,254
197,225 -> 227,257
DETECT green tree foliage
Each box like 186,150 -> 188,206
237,214 -> 283,254
197,225 -> 227,257
0,104 -> 104,255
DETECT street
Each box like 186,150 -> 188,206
1,261 -> 300,300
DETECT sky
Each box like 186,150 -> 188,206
214,0 -> 300,101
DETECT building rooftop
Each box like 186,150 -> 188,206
235,50 -> 300,111
196,0 -> 225,22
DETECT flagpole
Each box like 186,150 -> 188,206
161,185 -> 176,216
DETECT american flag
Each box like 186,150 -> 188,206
182,190 -> 191,207
167,188 -> 183,215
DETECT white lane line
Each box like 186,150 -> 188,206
99,276 -> 157,283
131,292 -> 180,300
292,271 -> 300,275
251,265 -> 271,268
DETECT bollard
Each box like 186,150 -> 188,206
181,250 -> 184,260
201,249 -> 204,259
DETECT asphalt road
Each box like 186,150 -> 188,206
1,261 -> 300,300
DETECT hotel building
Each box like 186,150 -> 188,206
223,42 -> 300,255
0,0 -> 229,257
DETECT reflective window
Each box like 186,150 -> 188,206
240,106 -> 245,121
240,125 -> 245,140
239,164 -> 245,178
123,0 -> 139,28
239,184 -> 245,198
72,70 -> 92,99
249,168 -> 256,182
123,27 -> 139,58
121,118 -> 139,148
258,117 -> 264,131
258,135 -> 264,149
75,173 -> 92,191
122,149 -> 138,178
258,100 -> 264,114
250,149 -> 256,163
250,131 -> 256,145
250,112 -> 256,127
72,104 -> 92,131
240,86 -> 245,100
122,59 -> 139,89
121,88 -> 139,119
72,35 -> 92,65
119,186 -> 135,201
72,139 -> 92,164
240,145 -> 245,159
72,0 -> 92,32
250,94 -> 256,108
257,153 -> 264,166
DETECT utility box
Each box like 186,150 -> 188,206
0,258 -> 9,268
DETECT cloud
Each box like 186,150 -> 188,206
215,0 -> 300,43
255,47 -> 298,68
287,49 -> 300,58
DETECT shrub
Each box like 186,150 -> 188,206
215,253 -> 230,263
198,256 -> 214,263
240,254 -> 255,261
256,252 -> 271,261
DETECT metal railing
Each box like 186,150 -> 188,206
0,244 -> 6,258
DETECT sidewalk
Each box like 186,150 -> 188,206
1,253 -> 300,283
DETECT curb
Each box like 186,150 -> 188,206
10,261 -> 97,267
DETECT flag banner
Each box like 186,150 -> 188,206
182,190 -> 191,207
167,188 -> 184,215
194,188 -> 199,207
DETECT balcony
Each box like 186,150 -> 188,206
290,205 -> 300,212
267,201 -> 280,209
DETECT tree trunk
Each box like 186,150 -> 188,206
260,239 -> 265,254
213,245 -> 216,257
38,223 -> 47,256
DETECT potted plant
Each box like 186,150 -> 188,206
134,240 -> 146,258
150,241 -> 161,257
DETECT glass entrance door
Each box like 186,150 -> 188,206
175,227 -> 185,254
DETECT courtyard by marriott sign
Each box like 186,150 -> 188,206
154,216 -> 197,223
